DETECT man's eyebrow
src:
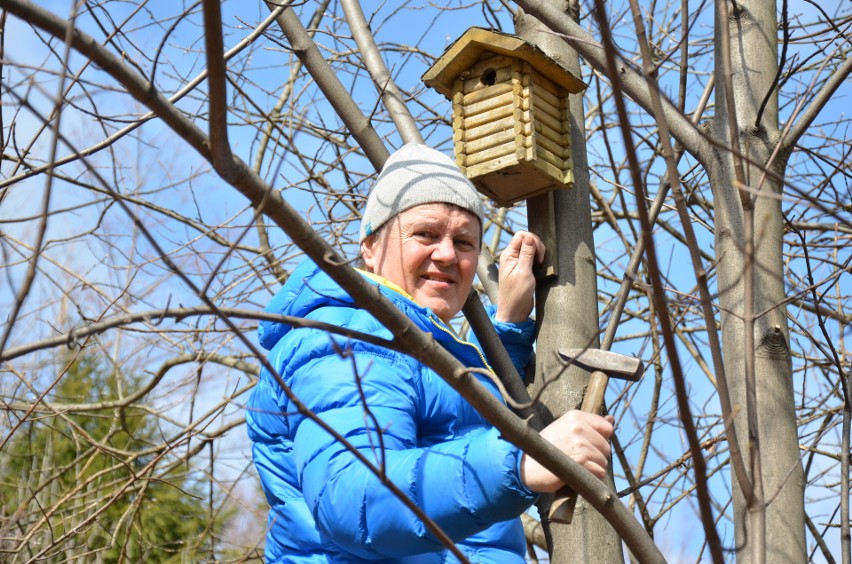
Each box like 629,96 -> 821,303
407,220 -> 442,230
453,229 -> 478,239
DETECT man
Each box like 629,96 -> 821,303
247,144 -> 613,562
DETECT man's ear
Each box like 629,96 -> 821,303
360,236 -> 376,272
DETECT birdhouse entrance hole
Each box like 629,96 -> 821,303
481,68 -> 497,86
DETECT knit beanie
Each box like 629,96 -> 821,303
359,143 -> 484,242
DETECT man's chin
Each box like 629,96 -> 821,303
420,299 -> 456,324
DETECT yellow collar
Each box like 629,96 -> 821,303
356,268 -> 460,336
356,269 -> 413,300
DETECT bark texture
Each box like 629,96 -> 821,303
711,0 -> 806,561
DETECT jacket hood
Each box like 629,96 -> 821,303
258,260 -> 355,351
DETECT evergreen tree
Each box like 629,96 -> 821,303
0,351 -> 230,563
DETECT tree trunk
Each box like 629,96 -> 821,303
711,0 -> 805,561
515,6 -> 624,563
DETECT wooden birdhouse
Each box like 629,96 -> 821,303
423,28 -> 587,207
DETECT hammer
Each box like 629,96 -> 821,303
549,347 -> 644,524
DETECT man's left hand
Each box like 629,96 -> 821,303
494,231 -> 545,323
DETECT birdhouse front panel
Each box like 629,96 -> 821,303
451,54 -> 575,207
452,55 -> 518,176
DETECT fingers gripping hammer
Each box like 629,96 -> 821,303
549,348 -> 644,524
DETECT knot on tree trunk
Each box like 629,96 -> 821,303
756,324 -> 789,360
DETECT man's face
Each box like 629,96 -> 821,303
361,203 -> 481,324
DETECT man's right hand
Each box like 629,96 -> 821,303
519,410 -> 615,493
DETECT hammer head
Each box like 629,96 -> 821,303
558,348 -> 643,381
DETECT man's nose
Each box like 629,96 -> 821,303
431,236 -> 458,264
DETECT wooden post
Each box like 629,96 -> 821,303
515,6 -> 625,563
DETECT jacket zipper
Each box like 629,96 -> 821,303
428,316 -> 495,375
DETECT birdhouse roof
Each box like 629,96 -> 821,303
422,27 -> 587,98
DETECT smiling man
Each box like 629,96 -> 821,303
360,203 -> 479,324
247,144 -> 614,563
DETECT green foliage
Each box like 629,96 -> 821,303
0,351 -> 231,563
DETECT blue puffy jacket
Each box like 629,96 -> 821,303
246,260 -> 538,562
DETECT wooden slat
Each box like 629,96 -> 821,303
465,130 -> 515,154
466,153 -> 521,179
535,130 -> 571,159
535,158 -> 571,185
530,103 -> 564,132
465,115 -> 516,143
463,140 -> 517,166
453,113 -> 465,132
529,94 -> 562,122
530,68 -> 563,98
464,104 -> 513,130
536,146 -> 569,172
513,60 -> 529,84
464,90 -> 514,117
530,79 -> 562,110
462,82 -> 513,106
534,120 -> 570,148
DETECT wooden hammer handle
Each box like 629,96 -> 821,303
549,370 -> 610,524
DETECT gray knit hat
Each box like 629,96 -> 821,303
359,143 -> 484,242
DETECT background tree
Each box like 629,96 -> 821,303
0,349 -> 234,562
0,0 -> 848,562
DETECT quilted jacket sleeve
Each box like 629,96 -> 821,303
467,305 -> 536,375
283,331 -> 536,560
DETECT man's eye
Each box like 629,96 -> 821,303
455,239 -> 477,251
414,231 -> 437,240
